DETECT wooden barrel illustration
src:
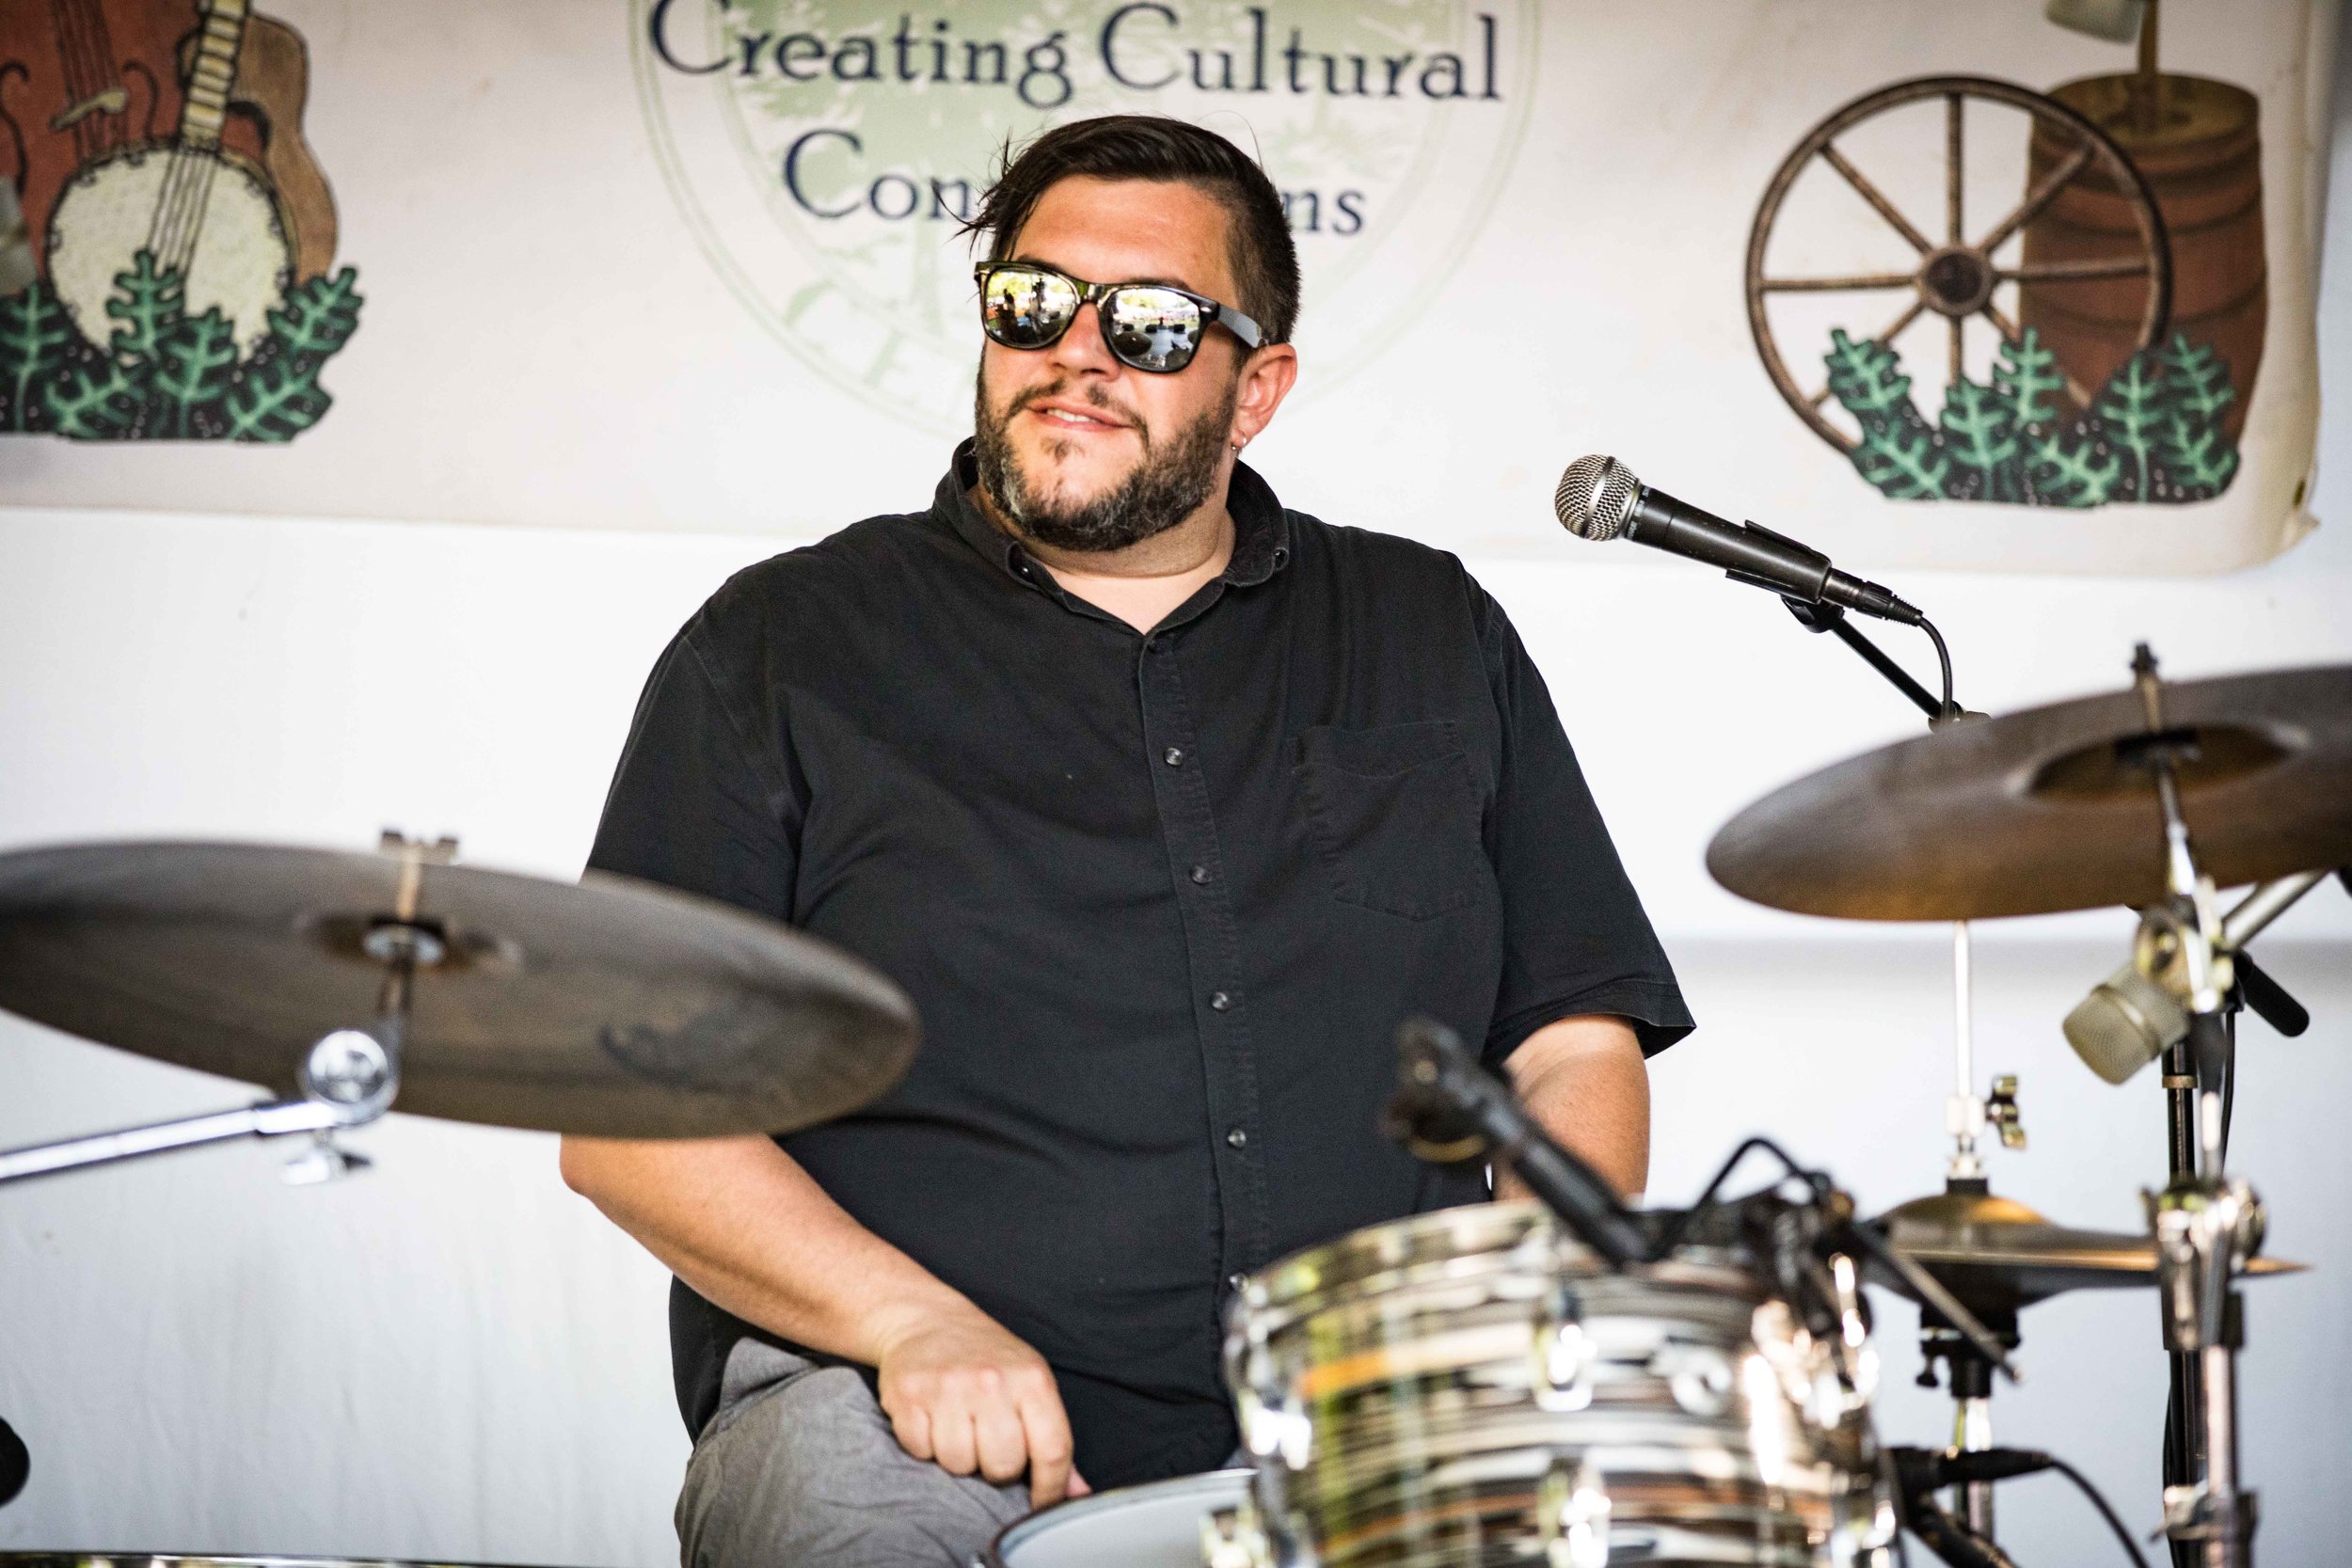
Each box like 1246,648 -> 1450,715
2020,73 -> 2264,441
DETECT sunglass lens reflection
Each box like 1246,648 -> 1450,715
1104,288 -> 1202,372
983,269 -> 1078,348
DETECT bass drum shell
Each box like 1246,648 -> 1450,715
981,1469 -> 1254,1566
1226,1201 -> 1883,1567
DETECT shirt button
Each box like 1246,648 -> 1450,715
1225,1127 -> 1248,1148
1227,1272 -> 1247,1291
1189,864 -> 1213,885
1209,990 -> 1232,1012
1163,747 -> 1184,767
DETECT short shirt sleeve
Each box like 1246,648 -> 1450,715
584,616 -> 798,922
1473,585 -> 1694,1063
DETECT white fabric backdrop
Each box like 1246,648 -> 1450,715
4,8 -> 2352,1566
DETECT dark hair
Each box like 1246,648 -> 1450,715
964,115 -> 1300,345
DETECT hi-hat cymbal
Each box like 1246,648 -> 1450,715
0,840 -> 918,1138
1871,1189 -> 2304,1315
1708,663 -> 2352,920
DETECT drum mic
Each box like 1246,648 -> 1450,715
1553,455 -> 1923,625
1888,1445 -> 2056,1490
2063,868 -> 2341,1085
1383,1017 -> 1649,1268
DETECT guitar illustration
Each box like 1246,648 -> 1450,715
38,0 -> 332,350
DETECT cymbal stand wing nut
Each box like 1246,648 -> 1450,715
1985,1076 -> 2026,1151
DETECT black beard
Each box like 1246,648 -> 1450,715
973,374 -> 1235,553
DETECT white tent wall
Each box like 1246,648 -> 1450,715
7,29 -> 2352,1568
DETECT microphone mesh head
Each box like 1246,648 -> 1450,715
1553,454 -> 1641,541
2063,965 -> 2187,1086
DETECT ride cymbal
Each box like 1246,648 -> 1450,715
0,839 -> 917,1138
1708,663 -> 2352,920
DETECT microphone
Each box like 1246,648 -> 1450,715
1383,1018 -> 1649,1268
2064,870 -> 2336,1085
1889,1445 -> 2057,1492
1554,455 -> 1923,625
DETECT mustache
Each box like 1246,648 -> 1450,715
1005,378 -> 1144,434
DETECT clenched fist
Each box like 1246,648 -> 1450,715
875,1306 -> 1089,1509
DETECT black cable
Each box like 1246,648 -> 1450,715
1645,1133 -> 1825,1259
2046,1456 -> 2153,1568
1921,616 -> 1956,720
2218,1010 -> 2235,1169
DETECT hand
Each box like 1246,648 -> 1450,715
874,1304 -> 1089,1509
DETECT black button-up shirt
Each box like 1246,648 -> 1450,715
586,444 -> 1692,1486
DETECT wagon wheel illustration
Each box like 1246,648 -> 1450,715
1746,75 -> 2171,455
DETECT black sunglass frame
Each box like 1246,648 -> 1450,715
975,261 -> 1264,373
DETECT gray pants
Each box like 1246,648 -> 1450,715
676,1338 -> 1033,1568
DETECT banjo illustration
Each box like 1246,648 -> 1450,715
43,0 -> 293,352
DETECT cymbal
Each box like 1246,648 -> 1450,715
1872,1189 -> 2304,1314
0,840 -> 918,1138
1708,663 -> 2352,920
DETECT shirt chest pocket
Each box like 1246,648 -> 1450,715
1295,721 -> 1488,922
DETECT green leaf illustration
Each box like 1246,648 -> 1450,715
104,249 -> 184,367
225,348 -> 332,442
1854,423 -> 1950,500
1824,328 -> 1915,435
0,280 -> 85,433
2158,413 -> 2239,498
1939,377 -> 2022,502
148,308 -> 239,437
2157,333 -> 2236,426
43,357 -> 145,439
2027,428 -> 2123,507
263,267 -> 363,364
2094,351 -> 2167,500
1992,327 -> 2066,432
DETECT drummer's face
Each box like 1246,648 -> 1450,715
973,178 -> 1250,538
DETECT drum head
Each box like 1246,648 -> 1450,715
984,1469 -> 1251,1567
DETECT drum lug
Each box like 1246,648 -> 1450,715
1648,1343 -> 1736,1418
1536,1455 -> 1611,1568
1233,1345 -> 1313,1471
1201,1489 -> 1302,1568
1533,1282 -> 1597,1412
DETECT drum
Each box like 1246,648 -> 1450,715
1222,1201 -> 1892,1567
980,1469 -> 1255,1566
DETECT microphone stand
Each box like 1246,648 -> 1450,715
2123,648 -> 2262,1568
1783,597 -> 1956,724
1788,594 -> 2026,1540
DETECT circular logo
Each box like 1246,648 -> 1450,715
631,0 -> 1538,433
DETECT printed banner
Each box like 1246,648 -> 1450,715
0,0 -> 2334,573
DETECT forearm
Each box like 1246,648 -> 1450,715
558,1132 -> 974,1365
1499,1015 -> 1651,1201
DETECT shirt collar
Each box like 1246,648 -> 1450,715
935,438 -> 1293,592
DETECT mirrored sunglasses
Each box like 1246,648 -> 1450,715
976,261 -> 1263,374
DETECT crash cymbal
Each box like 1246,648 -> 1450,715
1871,1188 -> 2304,1313
1708,662 -> 2352,920
0,839 -> 917,1138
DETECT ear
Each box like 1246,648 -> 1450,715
1227,342 -> 1299,451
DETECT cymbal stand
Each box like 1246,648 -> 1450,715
2122,648 -> 2262,1568
0,833 -> 453,1188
